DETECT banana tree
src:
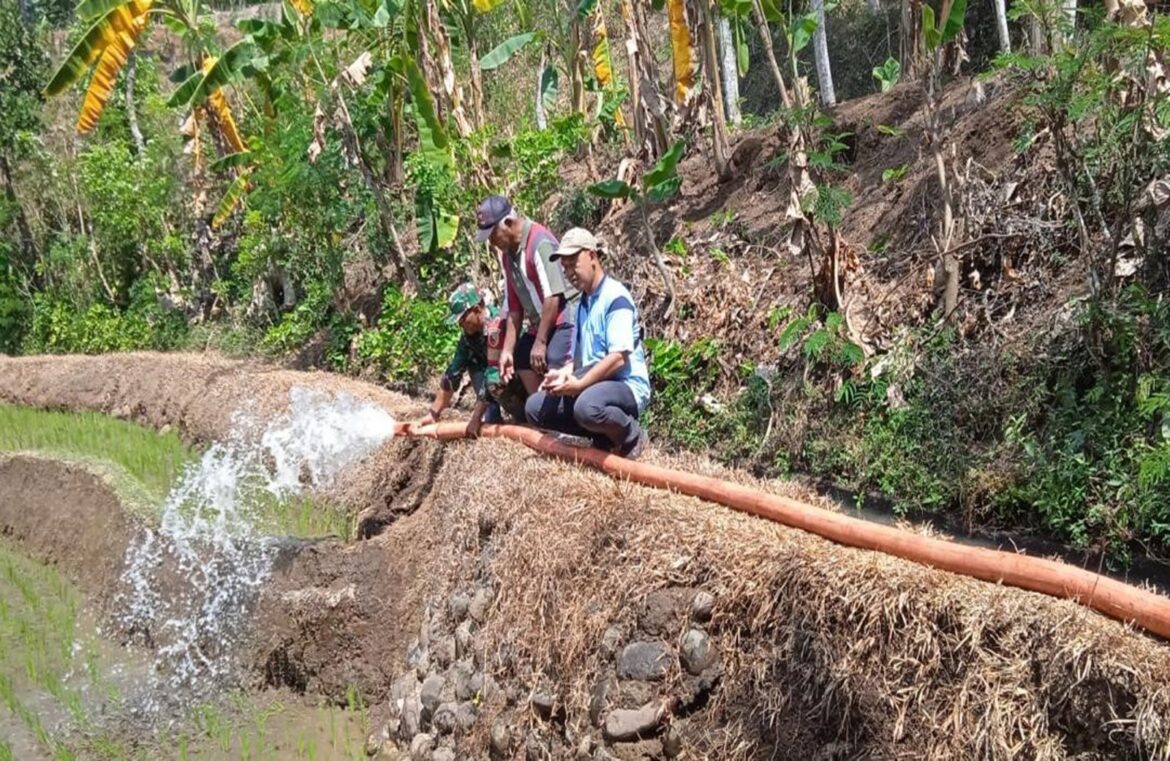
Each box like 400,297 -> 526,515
587,140 -> 686,317
920,0 -> 968,319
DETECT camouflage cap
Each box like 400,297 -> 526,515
446,283 -> 483,324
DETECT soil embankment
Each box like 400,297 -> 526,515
2,353 -> 1170,759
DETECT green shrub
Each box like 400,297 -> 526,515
355,287 -> 458,387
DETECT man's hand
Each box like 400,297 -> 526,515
416,410 -> 438,427
541,366 -> 580,397
499,350 -> 515,385
530,338 -> 548,375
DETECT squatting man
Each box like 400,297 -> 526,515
414,197 -> 651,460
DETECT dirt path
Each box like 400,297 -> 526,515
3,352 -> 1170,759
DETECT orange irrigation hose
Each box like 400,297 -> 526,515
397,421 -> 1170,641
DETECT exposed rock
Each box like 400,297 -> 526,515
691,591 -> 715,623
455,620 -> 475,659
407,640 -> 430,681
663,723 -> 684,757
399,695 -> 422,742
680,629 -> 714,675
490,718 -> 512,757
409,733 -> 434,761
600,625 -> 624,660
469,586 -> 495,623
455,701 -> 477,731
431,749 -> 455,761
365,726 -> 389,757
531,689 -> 556,719
603,701 -> 664,742
433,636 -> 456,669
390,672 -> 420,713
432,703 -> 458,735
589,675 -> 616,727
639,588 -> 693,637
448,591 -> 471,622
617,641 -> 671,681
451,659 -> 477,701
615,681 -> 654,712
420,674 -> 445,719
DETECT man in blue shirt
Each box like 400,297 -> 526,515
524,228 -> 651,460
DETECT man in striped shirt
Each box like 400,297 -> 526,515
475,195 -> 579,394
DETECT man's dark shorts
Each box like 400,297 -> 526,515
515,322 -> 575,372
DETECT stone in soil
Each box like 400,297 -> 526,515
433,635 -> 456,669
600,624 -> 624,660
456,700 -> 478,731
409,733 -> 434,761
617,641 -> 671,681
589,675 -> 616,727
455,619 -> 475,659
490,718 -> 512,757
531,689 -> 556,719
432,702 -> 458,735
691,590 -> 715,623
448,591 -> 471,622
400,694 -> 422,742
420,674 -> 445,719
680,629 -> 715,675
603,701 -> 664,742
451,658 -> 477,701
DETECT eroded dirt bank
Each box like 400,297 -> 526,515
3,353 -> 1170,759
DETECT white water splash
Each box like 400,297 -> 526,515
115,387 -> 394,707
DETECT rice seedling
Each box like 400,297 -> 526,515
0,405 -> 193,500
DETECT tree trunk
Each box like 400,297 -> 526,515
420,0 -> 474,138
465,19 -> 486,130
620,0 -> 671,160
333,91 -> 418,291
126,53 -> 146,155
752,0 -> 793,107
0,154 -> 37,267
693,0 -> 732,179
568,13 -> 587,116
535,45 -> 548,130
993,0 -> 1011,53
900,0 -> 925,79
717,17 -> 741,125
812,0 -> 836,107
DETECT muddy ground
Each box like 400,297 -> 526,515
2,353 -> 1170,760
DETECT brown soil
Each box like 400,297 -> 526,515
3,353 -> 1170,759
0,455 -> 143,608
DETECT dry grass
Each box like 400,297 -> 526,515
428,438 -> 1170,760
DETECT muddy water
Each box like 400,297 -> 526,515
0,538 -> 371,761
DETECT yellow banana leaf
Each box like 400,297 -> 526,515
75,4 -> 152,134
471,0 -> 505,11
288,0 -> 313,15
45,0 -> 152,97
590,6 -> 625,127
667,0 -> 694,104
198,56 -> 248,155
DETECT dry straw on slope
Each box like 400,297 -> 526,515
430,438 -> 1170,760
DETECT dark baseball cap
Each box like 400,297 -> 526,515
475,195 -> 513,242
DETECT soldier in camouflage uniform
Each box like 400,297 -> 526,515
415,283 -> 528,436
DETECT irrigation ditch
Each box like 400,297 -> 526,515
2,352 -> 1170,759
